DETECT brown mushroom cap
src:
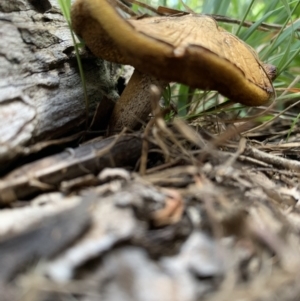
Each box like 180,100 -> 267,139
71,0 -> 275,106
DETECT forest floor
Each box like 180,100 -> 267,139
1,105 -> 300,301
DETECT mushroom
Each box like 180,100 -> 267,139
71,0 -> 276,132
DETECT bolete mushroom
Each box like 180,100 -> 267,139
71,0 -> 276,132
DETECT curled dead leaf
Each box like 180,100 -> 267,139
151,189 -> 184,227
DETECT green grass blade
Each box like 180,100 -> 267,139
239,8 -> 281,41
177,84 -> 190,116
57,0 -> 89,122
235,0 -> 255,36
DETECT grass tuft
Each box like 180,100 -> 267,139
158,0 -> 300,123
57,0 -> 89,123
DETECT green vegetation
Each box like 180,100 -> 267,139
144,0 -> 300,122
57,0 -> 89,120
58,0 -> 300,129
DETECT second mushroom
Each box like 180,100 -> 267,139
71,0 -> 276,133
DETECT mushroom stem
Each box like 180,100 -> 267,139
108,69 -> 167,132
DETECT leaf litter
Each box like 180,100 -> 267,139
1,100 -> 300,301
1,1 -> 300,300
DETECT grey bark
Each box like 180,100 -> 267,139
0,0 -> 119,164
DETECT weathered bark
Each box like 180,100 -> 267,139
0,134 -> 145,203
0,197 -> 91,282
0,0 -> 119,164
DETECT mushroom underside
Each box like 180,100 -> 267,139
117,45 -> 273,106
71,0 -> 275,133
108,46 -> 272,132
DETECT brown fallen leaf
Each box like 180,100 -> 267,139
151,188 -> 184,227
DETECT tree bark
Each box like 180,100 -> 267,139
0,0 -> 119,164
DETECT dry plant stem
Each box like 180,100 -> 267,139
139,86 -> 161,175
125,0 -> 158,14
243,98 -> 300,135
139,120 -> 154,176
198,121 -> 255,164
173,119 -> 206,148
238,155 -> 273,168
114,0 -> 137,16
243,76 -> 300,135
247,146 -> 300,172
262,141 -> 300,150
108,69 -> 167,132
221,137 -> 247,168
157,6 -> 296,33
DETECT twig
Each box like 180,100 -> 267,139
157,6 -> 298,33
139,85 -> 161,175
246,146 -> 300,172
243,98 -> 300,135
124,0 -> 158,14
